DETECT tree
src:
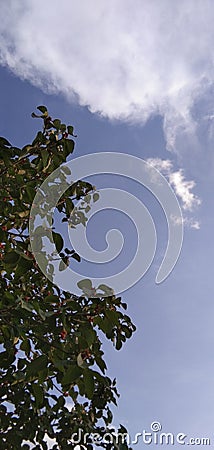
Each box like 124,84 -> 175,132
0,106 -> 136,449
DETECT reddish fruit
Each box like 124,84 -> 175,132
1,226 -> 7,231
82,349 -> 91,360
60,329 -> 67,340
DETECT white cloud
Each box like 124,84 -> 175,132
168,170 -> 201,211
0,0 -> 214,153
171,215 -> 200,230
147,157 -> 201,228
147,158 -> 173,174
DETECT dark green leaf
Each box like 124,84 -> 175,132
26,186 -> 35,202
67,125 -> 77,137
3,251 -> 20,265
96,357 -> 107,374
62,364 -> 82,385
26,355 -> 48,377
53,232 -> 64,253
60,123 -> 66,132
83,369 -> 94,399
15,257 -> 33,278
20,339 -> 31,356
71,252 -> 81,262
32,383 -> 44,407
41,149 -> 49,168
44,295 -> 59,303
37,105 -> 48,114
53,119 -> 61,129
0,137 -> 11,147
65,139 -> 74,155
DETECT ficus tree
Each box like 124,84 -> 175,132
0,107 -> 136,450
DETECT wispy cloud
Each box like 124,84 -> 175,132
168,170 -> 201,211
147,158 -> 201,228
0,0 -> 214,153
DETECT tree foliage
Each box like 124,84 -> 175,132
0,107 -> 136,449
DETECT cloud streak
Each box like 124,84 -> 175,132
0,0 -> 214,152
147,158 -> 201,228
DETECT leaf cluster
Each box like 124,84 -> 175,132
0,107 -> 136,449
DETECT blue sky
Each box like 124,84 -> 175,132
1,1 -> 214,448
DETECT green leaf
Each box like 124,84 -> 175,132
93,192 -> 99,202
20,339 -> 31,356
41,149 -> 49,168
37,105 -> 48,114
53,232 -> 64,253
97,284 -> 114,296
26,355 -> 48,377
53,119 -> 61,130
15,257 -> 33,278
38,308 -> 47,321
61,165 -> 71,175
116,337 -> 122,350
26,186 -> 35,202
21,300 -> 34,312
32,383 -> 44,407
83,327 -> 96,347
65,198 -> 74,215
60,123 -> 66,132
65,139 -> 74,155
121,302 -> 127,310
94,317 -> 113,335
56,395 -> 65,408
71,252 -> 81,262
105,309 -> 119,326
96,357 -> 107,374
122,325 -> 132,338
77,279 -> 92,290
67,125 -> 77,137
62,364 -> 82,385
83,369 -> 94,399
59,260 -> 66,271
44,295 -> 59,303
3,251 -> 20,266
0,137 -> 11,147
